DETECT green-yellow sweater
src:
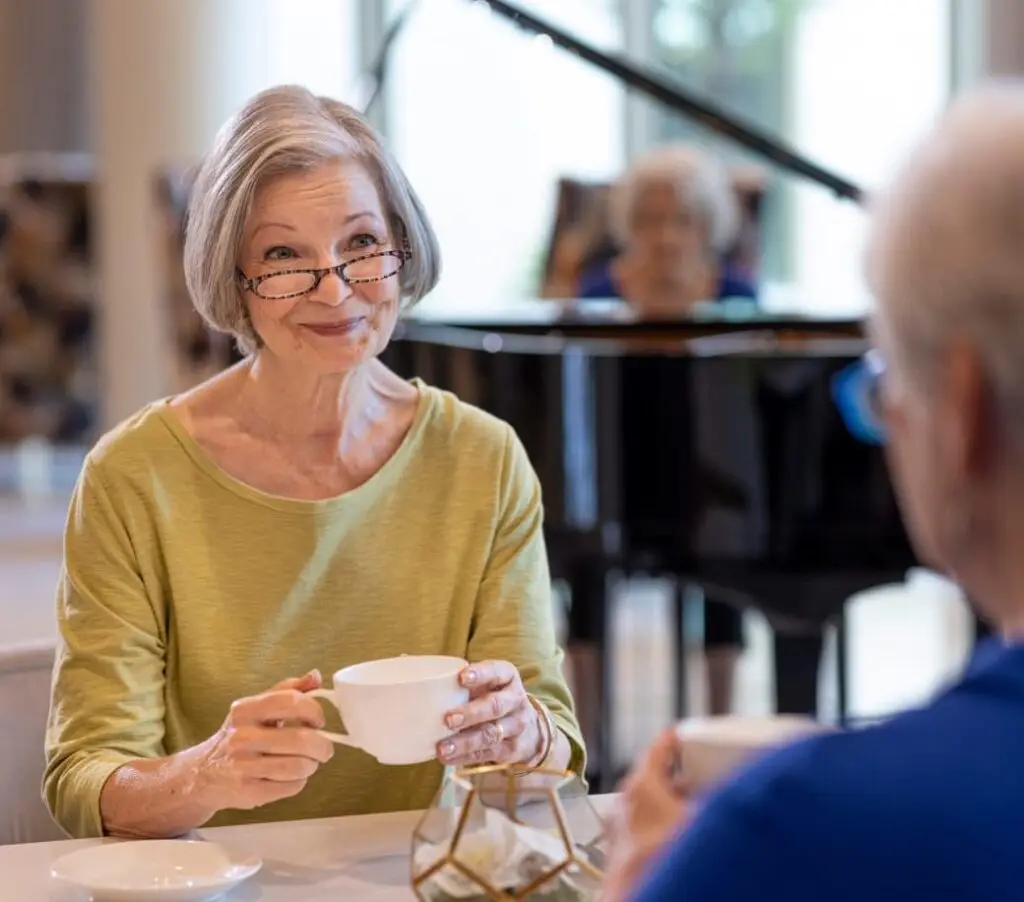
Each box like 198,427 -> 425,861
44,383 -> 584,838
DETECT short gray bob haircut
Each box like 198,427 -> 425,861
184,84 -> 442,355
609,144 -> 740,256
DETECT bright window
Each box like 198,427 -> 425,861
385,0 -> 626,304
262,0 -> 360,99
643,0 -> 951,313
789,0 -> 950,313
384,0 -> 951,313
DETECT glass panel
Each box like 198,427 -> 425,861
789,0 -> 949,313
386,0 -> 626,304
346,253 -> 403,281
647,0 -> 951,311
256,271 -> 318,298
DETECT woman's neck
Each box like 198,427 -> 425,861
238,353 -> 373,442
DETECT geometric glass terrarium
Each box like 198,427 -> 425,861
411,763 -> 608,901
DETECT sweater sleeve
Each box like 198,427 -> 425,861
631,736 -> 861,902
464,425 -> 586,775
631,790 -> 811,902
43,458 -> 168,838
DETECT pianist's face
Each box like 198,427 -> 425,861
238,160 -> 401,375
630,181 -> 708,268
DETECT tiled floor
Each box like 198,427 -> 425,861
1,493 -> 976,770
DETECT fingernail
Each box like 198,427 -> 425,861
447,713 -> 464,730
440,741 -> 456,759
306,669 -> 321,682
462,669 -> 478,686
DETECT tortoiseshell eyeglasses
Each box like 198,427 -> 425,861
238,247 -> 412,300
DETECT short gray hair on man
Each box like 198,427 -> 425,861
866,80 -> 1024,441
608,144 -> 740,256
183,84 -> 441,355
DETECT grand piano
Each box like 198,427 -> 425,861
377,1 -> 917,786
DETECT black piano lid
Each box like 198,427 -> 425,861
400,295 -> 868,339
473,0 -> 865,205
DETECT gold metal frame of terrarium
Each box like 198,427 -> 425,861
410,762 -> 606,901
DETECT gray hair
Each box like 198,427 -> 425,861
183,84 -> 441,355
608,144 -> 740,256
867,81 -> 1024,442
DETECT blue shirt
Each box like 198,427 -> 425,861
577,261 -> 757,302
634,639 -> 1024,902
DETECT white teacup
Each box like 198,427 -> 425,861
307,655 -> 469,766
675,715 -> 832,792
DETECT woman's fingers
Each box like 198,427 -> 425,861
270,669 -> 323,692
228,723 -> 335,764
230,688 -> 326,729
446,684 -> 525,731
460,660 -> 519,695
235,779 -> 311,811
438,711 -> 526,764
241,751 -> 322,783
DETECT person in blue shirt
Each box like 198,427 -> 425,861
603,81 -> 1024,902
563,146 -> 760,782
577,144 -> 757,307
566,146 -> 823,785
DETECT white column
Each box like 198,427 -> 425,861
983,0 -> 1024,77
0,0 -> 89,153
86,0 -> 359,429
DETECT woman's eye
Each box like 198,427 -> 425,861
350,233 -> 380,251
264,246 -> 296,262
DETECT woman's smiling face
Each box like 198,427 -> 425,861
238,160 -> 403,375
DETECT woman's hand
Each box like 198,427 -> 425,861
437,660 -> 544,767
191,670 -> 336,813
602,729 -> 690,902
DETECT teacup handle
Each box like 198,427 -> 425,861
305,688 -> 362,750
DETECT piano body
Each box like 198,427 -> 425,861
381,301 -> 915,784
376,1 -> 918,785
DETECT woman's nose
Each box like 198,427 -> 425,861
309,269 -> 352,305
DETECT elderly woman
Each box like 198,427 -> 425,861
577,144 -> 756,307
566,147 -> 776,764
603,83 -> 1024,901
43,85 -> 583,840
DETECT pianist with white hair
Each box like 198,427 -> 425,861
577,143 -> 756,309
603,81 -> 1024,901
567,145 -> 763,769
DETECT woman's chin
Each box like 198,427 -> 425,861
260,324 -> 389,373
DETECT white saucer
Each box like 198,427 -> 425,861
51,839 -> 262,902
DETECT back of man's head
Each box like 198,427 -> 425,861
868,79 -> 1024,434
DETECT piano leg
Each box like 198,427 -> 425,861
565,562 -> 614,790
973,609 -> 993,643
668,581 -> 689,720
672,585 -> 744,718
703,593 -> 744,716
773,631 -> 825,716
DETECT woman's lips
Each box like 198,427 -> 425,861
301,317 -> 366,337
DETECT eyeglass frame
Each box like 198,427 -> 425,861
237,246 -> 413,301
831,347 -> 887,445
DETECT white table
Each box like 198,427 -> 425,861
1,796 -> 617,900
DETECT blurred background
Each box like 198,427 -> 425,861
0,0 -> 1015,785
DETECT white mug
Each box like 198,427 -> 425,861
675,715 -> 832,792
306,655 -> 469,766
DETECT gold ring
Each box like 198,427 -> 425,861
489,721 -> 505,747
